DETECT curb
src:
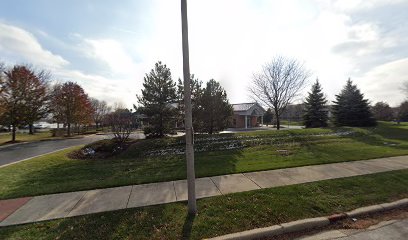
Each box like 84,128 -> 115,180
0,146 -> 74,169
346,205 -> 384,218
0,133 -> 94,150
206,198 -> 408,240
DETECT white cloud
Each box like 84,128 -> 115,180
82,38 -> 136,75
331,0 -> 405,12
54,68 -> 138,106
0,22 -> 69,69
0,22 -> 138,108
357,58 -> 408,107
1,0 -> 407,108
175,0 -> 353,103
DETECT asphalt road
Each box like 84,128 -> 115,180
0,133 -> 145,167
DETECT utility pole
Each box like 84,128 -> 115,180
181,0 -> 197,215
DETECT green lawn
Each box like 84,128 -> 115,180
0,132 -> 54,145
1,170 -> 407,240
280,120 -> 304,126
0,131 -> 95,146
1,122 -> 408,199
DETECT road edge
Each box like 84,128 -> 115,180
206,198 -> 408,240
0,146 -> 75,169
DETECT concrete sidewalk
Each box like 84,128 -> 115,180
0,155 -> 407,227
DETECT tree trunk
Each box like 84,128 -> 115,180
29,124 -> 34,135
160,114 -> 163,137
12,124 -> 16,142
274,108 -> 281,130
67,123 -> 71,137
209,121 -> 213,134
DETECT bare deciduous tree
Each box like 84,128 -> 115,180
91,98 -> 110,130
113,102 -> 125,111
106,108 -> 135,146
402,81 -> 408,98
249,56 -> 310,130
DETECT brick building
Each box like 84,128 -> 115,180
231,102 -> 266,128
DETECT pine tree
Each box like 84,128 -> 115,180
263,108 -> 274,126
198,79 -> 233,134
137,61 -> 177,137
303,80 -> 328,128
332,79 -> 376,127
176,74 -> 203,130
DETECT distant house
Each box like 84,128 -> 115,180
231,102 -> 266,128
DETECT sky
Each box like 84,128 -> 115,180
0,0 -> 407,108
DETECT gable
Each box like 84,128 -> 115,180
233,102 -> 265,116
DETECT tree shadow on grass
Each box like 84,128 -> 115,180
339,124 -> 408,151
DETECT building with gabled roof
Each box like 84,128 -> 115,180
231,102 -> 265,128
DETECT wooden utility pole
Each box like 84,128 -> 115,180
181,0 -> 197,215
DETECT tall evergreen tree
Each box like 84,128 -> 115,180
137,61 -> 177,137
332,79 -> 376,127
176,74 -> 203,130
198,79 -> 233,134
303,79 -> 328,128
263,108 -> 274,126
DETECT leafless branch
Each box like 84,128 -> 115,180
249,56 -> 310,129
402,81 -> 408,98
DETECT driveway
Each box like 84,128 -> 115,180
0,133 -> 145,167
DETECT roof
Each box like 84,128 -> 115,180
232,103 -> 257,112
232,102 -> 266,116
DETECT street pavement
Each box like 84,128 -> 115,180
0,155 -> 407,227
0,133 -> 145,167
298,218 -> 408,240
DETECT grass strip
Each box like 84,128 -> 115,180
1,169 -> 407,240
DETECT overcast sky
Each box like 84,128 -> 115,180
0,0 -> 407,108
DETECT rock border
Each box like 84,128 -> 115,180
206,198 -> 408,240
